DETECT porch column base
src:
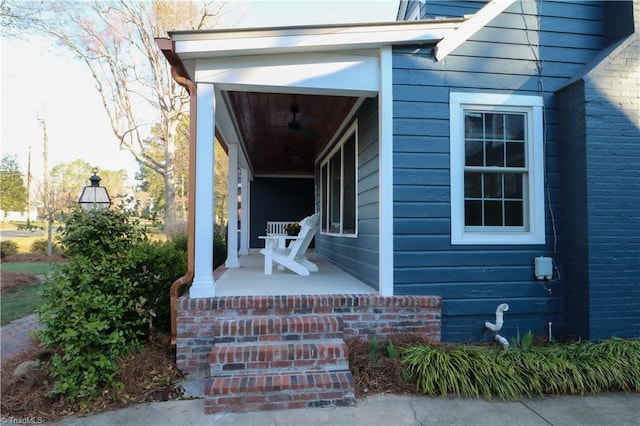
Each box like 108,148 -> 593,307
189,277 -> 215,298
225,258 -> 240,268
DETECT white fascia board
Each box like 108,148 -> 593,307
195,52 -> 380,96
170,21 -> 462,60
434,0 -> 516,61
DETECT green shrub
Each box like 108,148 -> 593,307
132,234 -> 188,333
29,238 -> 61,255
0,240 -> 18,258
38,208 -> 149,402
213,231 -> 227,269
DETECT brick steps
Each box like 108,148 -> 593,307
212,316 -> 344,343
205,370 -> 355,413
210,339 -> 349,374
205,314 -> 356,413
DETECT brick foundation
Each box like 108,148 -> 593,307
176,294 -> 441,373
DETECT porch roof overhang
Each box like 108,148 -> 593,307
158,18 -> 465,178
167,19 -> 464,62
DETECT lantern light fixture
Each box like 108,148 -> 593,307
78,168 -> 111,211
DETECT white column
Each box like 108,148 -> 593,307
190,83 -> 216,298
239,167 -> 250,255
378,46 -> 394,297
225,143 -> 240,268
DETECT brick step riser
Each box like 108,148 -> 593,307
214,332 -> 344,344
205,370 -> 356,412
210,340 -> 349,376
212,316 -> 343,343
206,370 -> 354,395
212,359 -> 350,376
205,394 -> 355,414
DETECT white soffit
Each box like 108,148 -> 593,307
434,0 -> 516,61
170,20 -> 463,60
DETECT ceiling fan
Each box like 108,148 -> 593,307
284,145 -> 302,165
286,104 -> 320,139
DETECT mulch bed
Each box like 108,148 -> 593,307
1,253 -> 65,292
347,334 -> 429,397
0,272 -> 40,293
2,253 -> 66,263
0,334 -> 184,422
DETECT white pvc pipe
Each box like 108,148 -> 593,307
495,334 -> 509,350
485,303 -> 509,332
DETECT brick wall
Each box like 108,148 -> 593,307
176,294 -> 442,373
582,21 -> 640,339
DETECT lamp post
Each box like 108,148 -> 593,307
78,168 -> 111,211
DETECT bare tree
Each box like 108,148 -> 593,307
2,0 -> 224,232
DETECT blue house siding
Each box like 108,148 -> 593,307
556,81 -> 590,339
422,1 -> 485,19
392,1 -> 611,342
316,97 -> 380,290
249,177 -> 315,248
557,1 -> 640,339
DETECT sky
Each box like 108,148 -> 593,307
0,0 -> 399,186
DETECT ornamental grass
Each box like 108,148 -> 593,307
401,337 -> 640,400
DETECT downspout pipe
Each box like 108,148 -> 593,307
156,38 -> 196,348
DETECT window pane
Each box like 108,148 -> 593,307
485,141 -> 505,167
465,141 -> 484,166
506,142 -> 525,167
483,173 -> 503,198
484,113 -> 504,139
484,200 -> 503,226
464,113 -> 484,139
342,134 -> 356,234
465,200 -> 482,225
505,114 -> 525,141
504,173 -> 523,199
505,201 -> 523,226
329,153 -> 341,233
464,172 -> 482,198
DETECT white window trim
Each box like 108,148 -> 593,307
320,121 -> 358,237
450,92 -> 545,245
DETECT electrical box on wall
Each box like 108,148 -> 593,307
535,256 -> 553,280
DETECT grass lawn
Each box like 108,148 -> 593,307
1,262 -> 58,275
1,281 -> 42,326
1,260 -> 61,326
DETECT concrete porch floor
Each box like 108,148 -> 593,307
214,250 -> 376,296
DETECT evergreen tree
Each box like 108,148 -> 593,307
0,154 -> 27,219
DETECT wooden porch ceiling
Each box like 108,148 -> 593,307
226,91 -> 358,176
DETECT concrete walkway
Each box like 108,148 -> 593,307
45,392 -> 640,426
1,313 -> 41,364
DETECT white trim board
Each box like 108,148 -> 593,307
435,0 -> 516,61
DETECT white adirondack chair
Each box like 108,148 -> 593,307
260,213 -> 319,276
